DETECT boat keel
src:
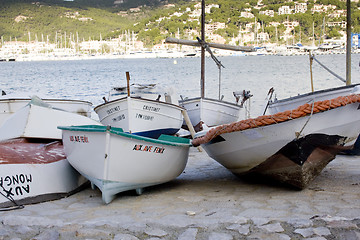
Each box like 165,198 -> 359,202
247,134 -> 350,189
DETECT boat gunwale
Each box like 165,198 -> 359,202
58,125 -> 191,147
0,98 -> 93,105
269,83 -> 360,105
178,96 -> 241,108
94,96 -> 185,112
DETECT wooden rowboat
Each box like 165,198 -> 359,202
59,125 -> 191,204
0,138 -> 86,208
193,93 -> 360,189
0,97 -> 100,208
94,96 -> 184,138
0,92 -> 92,127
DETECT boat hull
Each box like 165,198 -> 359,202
94,97 -> 184,138
179,97 -> 241,128
0,98 -> 100,141
200,101 -> 360,188
0,138 -> 86,208
59,125 -> 191,204
267,84 -> 360,114
0,98 -> 92,127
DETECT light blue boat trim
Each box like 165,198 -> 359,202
81,171 -> 163,204
58,125 -> 191,146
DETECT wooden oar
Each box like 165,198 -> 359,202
126,72 -> 131,96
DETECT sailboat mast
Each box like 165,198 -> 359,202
346,0 -> 351,85
201,0 -> 205,98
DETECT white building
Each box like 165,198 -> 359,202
294,3 -> 307,13
257,32 -> 270,41
278,6 -> 292,15
241,12 -> 255,18
206,22 -> 226,32
259,10 -> 274,17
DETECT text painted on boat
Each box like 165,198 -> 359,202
69,135 -> 89,143
0,174 -> 32,197
106,105 -> 121,115
136,113 -> 154,121
143,105 -> 160,112
112,114 -> 125,122
133,144 -> 165,154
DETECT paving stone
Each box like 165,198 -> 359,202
177,228 -> 198,240
327,220 -> 359,229
114,233 -> 139,240
259,222 -> 284,233
144,228 -> 168,237
238,224 -> 251,235
304,237 -> 327,240
75,228 -> 111,238
251,218 -> 270,226
312,227 -> 331,236
286,218 -> 313,228
335,230 -> 360,240
32,229 -> 60,240
226,223 -> 250,235
208,232 -> 233,240
294,228 -> 315,238
247,232 -> 290,240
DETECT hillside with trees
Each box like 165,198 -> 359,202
1,0 -> 360,48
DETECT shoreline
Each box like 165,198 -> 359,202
0,49 -> 354,62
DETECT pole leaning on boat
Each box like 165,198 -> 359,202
346,0 -> 351,85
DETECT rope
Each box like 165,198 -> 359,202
0,185 -> 24,211
312,55 -> 346,83
192,94 -> 360,146
296,99 -> 315,139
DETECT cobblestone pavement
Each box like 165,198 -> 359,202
0,148 -> 359,240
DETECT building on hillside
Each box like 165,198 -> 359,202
259,10 -> 274,17
1,41 -> 56,55
164,4 -> 175,8
171,12 -> 183,17
193,3 -> 219,13
257,32 -> 270,42
294,3 -> 307,13
270,22 -> 281,27
278,6 -> 292,15
311,4 -> 336,14
329,9 -> 346,18
207,34 -> 226,44
245,22 -> 261,32
283,20 -> 299,29
206,22 -> 226,32
241,12 -> 255,18
327,21 -> 347,28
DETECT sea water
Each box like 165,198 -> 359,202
1,54 -> 360,117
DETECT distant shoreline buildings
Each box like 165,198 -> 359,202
1,0 -> 360,60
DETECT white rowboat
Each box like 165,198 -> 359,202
59,125 -> 191,204
194,93 -> 360,188
0,94 -> 92,127
0,96 -> 100,141
179,97 -> 241,129
94,97 -> 184,138
267,84 -> 360,114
